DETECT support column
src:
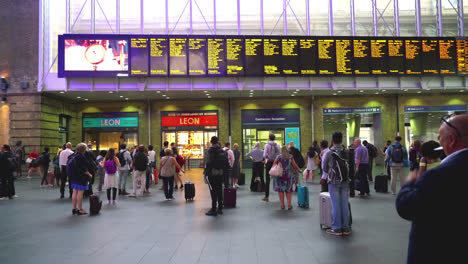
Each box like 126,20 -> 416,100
350,0 -> 356,36
415,0 -> 422,36
409,113 -> 427,141
436,0 -> 443,36
458,0 -> 465,37
394,0 -> 400,36
372,0 -> 378,36
328,0 -> 333,36
347,114 -> 361,144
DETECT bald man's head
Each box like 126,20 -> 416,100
66,142 -> 72,149
439,114 -> 468,155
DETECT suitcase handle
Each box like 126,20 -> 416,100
181,171 -> 190,183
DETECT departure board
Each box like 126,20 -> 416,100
169,37 -> 187,76
130,37 -> 149,76
226,37 -> 245,75
264,38 -> 282,75
405,39 -> 422,75
438,39 -> 456,75
150,37 -> 168,76
317,39 -> 336,75
282,38 -> 299,75
422,39 -> 439,75
245,38 -> 264,76
353,39 -> 371,75
370,39 -> 388,75
336,39 -> 353,75
388,39 -> 405,74
188,38 -> 207,76
456,39 -> 468,75
207,38 -> 226,76
299,38 -> 317,74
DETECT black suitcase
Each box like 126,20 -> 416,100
250,179 -> 263,192
89,194 -> 102,215
238,172 -> 245,185
182,173 -> 195,201
374,174 -> 388,193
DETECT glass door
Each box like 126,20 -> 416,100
257,129 -> 285,149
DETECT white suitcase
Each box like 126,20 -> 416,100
319,192 -> 333,229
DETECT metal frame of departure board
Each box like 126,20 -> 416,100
58,34 -> 464,78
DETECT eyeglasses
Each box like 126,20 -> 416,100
440,115 -> 462,138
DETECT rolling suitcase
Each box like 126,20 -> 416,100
319,192 -> 352,229
89,194 -> 102,216
238,172 -> 245,185
224,175 -> 237,207
47,171 -> 55,185
250,178 -> 263,192
181,172 -> 195,201
297,185 -> 310,208
374,174 -> 388,193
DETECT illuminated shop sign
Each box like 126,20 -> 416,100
83,117 -> 139,128
242,109 -> 300,125
161,111 -> 219,127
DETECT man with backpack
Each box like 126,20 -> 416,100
205,136 -> 228,216
0,145 -> 17,200
129,145 -> 148,198
363,140 -> 378,182
321,132 -> 351,236
385,136 -> 409,195
354,139 -> 370,197
116,143 -> 132,195
263,134 -> 281,202
59,142 -> 74,199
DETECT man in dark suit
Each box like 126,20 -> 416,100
396,114 -> 468,264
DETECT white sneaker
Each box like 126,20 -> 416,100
0,197 -> 7,200
129,194 -> 136,197
48,184 -> 53,187
235,184 -> 240,188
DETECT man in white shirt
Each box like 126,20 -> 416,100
59,142 -> 74,199
117,143 -> 132,195
262,134 -> 281,201
223,142 -> 235,188
146,145 -> 156,193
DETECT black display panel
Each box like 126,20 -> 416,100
421,39 -> 439,75
188,37 -> 207,76
169,37 -> 187,76
336,38 -> 353,75
438,38 -> 457,75
282,38 -> 300,75
150,37 -> 168,76
370,39 -> 388,75
388,39 -> 405,74
245,38 -> 264,76
456,39 -> 468,75
207,37 -> 226,76
263,38 -> 282,75
226,37 -> 245,75
130,37 -> 149,76
299,38 -> 317,75
317,39 -> 336,75
405,39 -> 422,75
353,39 -> 371,75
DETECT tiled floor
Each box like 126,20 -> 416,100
0,168 -> 410,264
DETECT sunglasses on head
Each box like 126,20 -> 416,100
440,115 -> 462,138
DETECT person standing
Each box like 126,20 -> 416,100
354,139 -> 370,197
39,147 -> 51,187
319,140 -> 329,193
273,146 -> 302,210
347,144 -> 356,198
288,141 -> 305,190
0,145 -> 17,200
96,150 -> 107,192
27,150 -> 41,179
385,136 -> 409,195
59,142 -> 74,199
231,143 -> 241,188
172,147 -> 185,190
246,142 -> 264,189
69,143 -> 92,215
263,134 -> 281,202
408,140 -> 422,174
304,147 -> 318,183
223,142 -> 235,188
160,141 -> 169,158
396,114 -> 468,264
129,145 -> 149,198
83,143 -> 97,197
362,140 -> 378,182
100,148 -> 120,205
116,143 -> 132,195
383,140 -> 392,178
321,132 -> 351,236
147,145 -> 156,189
159,148 -> 183,201
13,141 -> 24,178
205,136 -> 226,216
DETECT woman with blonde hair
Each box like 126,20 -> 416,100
70,143 -> 93,215
272,146 -> 302,210
232,143 -> 241,188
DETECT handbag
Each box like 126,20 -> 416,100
269,162 -> 283,177
26,158 -> 32,164
315,155 -> 320,166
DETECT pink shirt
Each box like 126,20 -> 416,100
223,147 -> 235,168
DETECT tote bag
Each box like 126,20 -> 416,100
269,162 -> 283,177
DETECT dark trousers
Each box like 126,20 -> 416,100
40,165 -> 48,185
250,162 -> 265,187
349,165 -> 356,196
162,176 -> 174,199
265,161 -> 273,198
106,188 -> 117,200
208,174 -> 223,210
224,168 -> 232,188
145,167 -> 151,190
0,172 -> 15,198
357,164 -> 370,195
60,165 -> 72,197
368,157 -> 374,182
16,157 -> 22,177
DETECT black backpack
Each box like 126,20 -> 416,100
327,149 -> 349,184
390,144 -> 404,163
292,149 -> 305,169
367,144 -> 378,158
89,194 -> 102,215
212,148 -> 229,170
116,151 -> 127,166
7,155 -> 18,172
133,152 -> 148,171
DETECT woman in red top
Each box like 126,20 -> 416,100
172,147 -> 185,190
27,150 -> 41,179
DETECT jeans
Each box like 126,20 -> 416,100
265,161 -> 273,198
132,170 -> 146,197
207,174 -> 223,210
60,165 -> 72,197
40,165 -> 48,185
250,162 -> 265,187
328,183 -> 351,231
162,176 -> 174,199
118,170 -> 129,190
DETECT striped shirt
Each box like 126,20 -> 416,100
246,147 -> 264,162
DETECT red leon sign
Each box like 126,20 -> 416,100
162,116 -> 218,127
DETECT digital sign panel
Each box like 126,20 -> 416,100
370,39 -> 388,75
188,37 -> 207,76
282,38 -> 300,75
388,39 -> 405,74
169,37 -> 187,76
207,37 -> 226,76
456,39 -> 468,75
438,38 -> 456,75
130,37 -> 149,76
150,37 -> 168,76
336,39 -> 353,75
226,37 -> 245,75
300,38 -> 317,75
317,39 -> 336,75
245,38 -> 264,76
263,38 -> 282,75
422,39 -> 439,75
353,39 -> 371,75
405,39 -> 422,75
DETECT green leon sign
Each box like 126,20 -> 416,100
83,117 -> 139,128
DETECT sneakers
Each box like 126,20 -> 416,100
234,184 -> 239,188
180,185 -> 184,189
326,229 -> 343,236
342,229 -> 352,236
128,194 -> 136,198
112,200 -> 116,205
107,200 -> 111,205
205,209 -> 217,216
217,209 -> 223,215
